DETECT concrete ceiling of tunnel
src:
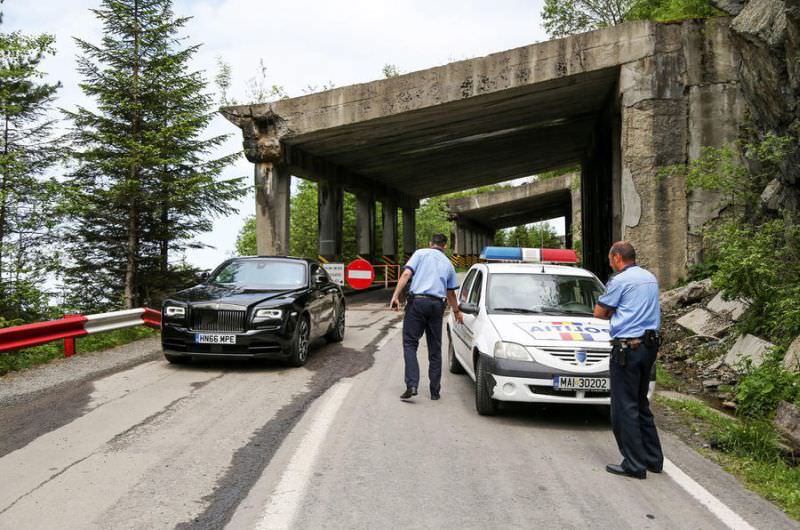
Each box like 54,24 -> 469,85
281,67 -> 618,200
447,173 -> 574,230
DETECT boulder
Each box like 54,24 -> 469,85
783,335 -> 800,372
774,401 -> 800,450
707,292 -> 749,321
661,279 -> 714,312
676,308 -> 733,337
724,334 -> 774,369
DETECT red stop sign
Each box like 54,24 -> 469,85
345,259 -> 375,290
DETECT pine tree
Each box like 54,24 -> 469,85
64,0 -> 245,310
0,5 -> 62,322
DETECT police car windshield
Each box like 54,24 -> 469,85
211,259 -> 307,290
488,273 -> 604,316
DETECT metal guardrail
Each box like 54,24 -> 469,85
0,308 -> 161,357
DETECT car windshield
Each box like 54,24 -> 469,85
488,273 -> 604,316
210,260 -> 307,290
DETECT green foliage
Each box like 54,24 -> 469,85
710,220 -> 800,340
63,0 -> 246,311
541,0 -> 721,38
0,16 -> 62,322
712,420 -> 781,461
382,64 -> 401,78
542,0 -> 632,37
735,350 -> 800,419
236,216 -> 257,256
626,0 -> 721,22
290,179 -> 319,259
0,326 -> 157,376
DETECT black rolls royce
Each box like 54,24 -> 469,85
161,256 -> 345,367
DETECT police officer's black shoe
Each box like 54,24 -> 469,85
430,392 -> 440,400
605,464 -> 646,479
400,387 -> 418,399
647,465 -> 663,473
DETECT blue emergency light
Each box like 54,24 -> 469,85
480,246 -> 578,264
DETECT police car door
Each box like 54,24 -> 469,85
461,269 -> 485,374
452,269 -> 476,362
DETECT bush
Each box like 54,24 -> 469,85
735,350 -> 800,419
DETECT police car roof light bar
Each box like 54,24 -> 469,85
480,246 -> 578,264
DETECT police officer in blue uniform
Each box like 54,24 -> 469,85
390,234 -> 464,400
593,241 -> 664,479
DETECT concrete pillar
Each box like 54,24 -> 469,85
355,192 -> 376,260
254,162 -> 290,255
455,225 -> 467,255
382,200 -> 398,260
402,207 -> 416,260
318,181 -> 343,261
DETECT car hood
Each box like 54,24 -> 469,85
168,284 -> 302,308
488,314 -> 611,347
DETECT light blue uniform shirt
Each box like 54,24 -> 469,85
598,265 -> 661,339
404,247 -> 458,299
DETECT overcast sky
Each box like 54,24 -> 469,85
4,0 -> 553,267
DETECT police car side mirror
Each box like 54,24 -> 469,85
459,302 -> 479,315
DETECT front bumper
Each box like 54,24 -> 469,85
161,323 -> 294,360
487,357 -> 655,405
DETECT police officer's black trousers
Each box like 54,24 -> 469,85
402,297 -> 445,393
610,343 -> 663,474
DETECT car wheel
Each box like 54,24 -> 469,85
475,355 -> 499,416
325,302 -> 345,343
164,353 -> 190,364
448,332 -> 465,375
289,316 -> 311,367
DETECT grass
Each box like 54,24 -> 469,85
656,361 -> 682,390
0,326 -> 158,376
656,395 -> 800,520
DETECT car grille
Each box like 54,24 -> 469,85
539,347 -> 610,367
192,309 -> 246,332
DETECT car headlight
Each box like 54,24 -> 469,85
254,308 -> 283,320
164,306 -> 186,318
494,341 -> 533,361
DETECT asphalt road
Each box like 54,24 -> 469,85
0,289 -> 795,530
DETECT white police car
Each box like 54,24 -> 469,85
446,246 -> 655,415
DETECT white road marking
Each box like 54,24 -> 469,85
253,321 -> 400,530
255,381 -> 354,530
663,458 -> 756,530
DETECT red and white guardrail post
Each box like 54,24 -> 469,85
0,308 -> 161,357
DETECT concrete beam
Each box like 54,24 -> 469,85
254,163 -> 290,256
355,192 -> 376,259
318,181 -> 343,261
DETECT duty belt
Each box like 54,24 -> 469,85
408,293 -> 445,302
610,337 -> 643,348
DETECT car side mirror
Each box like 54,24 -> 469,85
313,271 -> 326,285
459,302 -> 479,315
199,271 -> 210,282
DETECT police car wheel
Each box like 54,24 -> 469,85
447,332 -> 465,375
475,356 -> 499,416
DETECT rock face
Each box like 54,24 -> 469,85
661,279 -> 714,312
730,0 -> 800,204
774,401 -> 800,450
677,308 -> 734,337
784,336 -> 800,372
706,292 -> 749,321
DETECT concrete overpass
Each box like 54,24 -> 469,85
223,17 -> 742,284
446,173 -> 581,263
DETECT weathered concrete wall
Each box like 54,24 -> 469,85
618,18 -> 743,286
